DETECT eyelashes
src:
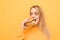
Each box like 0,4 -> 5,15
30,12 -> 39,15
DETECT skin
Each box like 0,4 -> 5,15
22,7 -> 50,40
22,7 -> 40,29
30,7 -> 40,25
11,6 -> 50,40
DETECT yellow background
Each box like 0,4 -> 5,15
0,0 -> 60,40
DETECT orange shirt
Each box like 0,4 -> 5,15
24,25 -> 47,40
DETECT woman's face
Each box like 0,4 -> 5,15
30,7 -> 40,24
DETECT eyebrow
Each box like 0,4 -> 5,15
30,11 -> 38,13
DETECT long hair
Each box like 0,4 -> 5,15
30,5 -> 47,31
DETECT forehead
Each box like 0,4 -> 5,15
30,8 -> 38,12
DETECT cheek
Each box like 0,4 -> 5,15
35,15 -> 39,18
36,16 -> 40,21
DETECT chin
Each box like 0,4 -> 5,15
35,19 -> 39,24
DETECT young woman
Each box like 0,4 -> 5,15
21,5 -> 50,40
11,5 -> 50,40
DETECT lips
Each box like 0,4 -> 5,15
24,18 -> 36,26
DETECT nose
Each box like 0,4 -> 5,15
32,14 -> 35,18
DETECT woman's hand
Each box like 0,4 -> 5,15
21,17 -> 38,30
21,17 -> 30,30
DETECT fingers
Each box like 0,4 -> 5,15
21,18 -> 30,30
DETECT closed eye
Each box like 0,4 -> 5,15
34,12 -> 39,15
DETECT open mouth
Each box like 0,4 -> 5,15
28,18 -> 36,23
24,18 -> 37,26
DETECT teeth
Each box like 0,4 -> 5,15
34,18 -> 36,19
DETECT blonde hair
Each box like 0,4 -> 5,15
30,5 -> 46,31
